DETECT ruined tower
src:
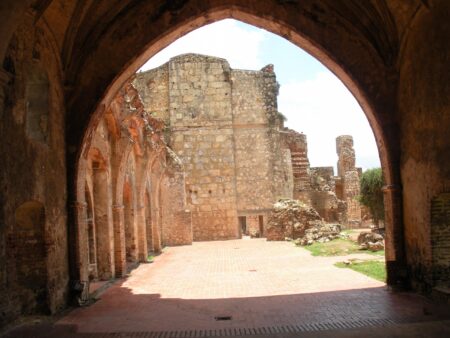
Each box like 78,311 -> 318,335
336,135 -> 362,226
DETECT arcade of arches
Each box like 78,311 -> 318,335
0,0 -> 449,328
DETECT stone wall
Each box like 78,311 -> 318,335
72,81 -> 191,304
232,67 -> 292,212
430,193 -> 450,287
134,55 -> 368,237
336,136 -> 362,226
161,168 -> 193,246
0,1 -> 447,318
281,129 -> 311,196
165,55 -> 238,241
0,16 -> 69,324
135,54 -> 292,240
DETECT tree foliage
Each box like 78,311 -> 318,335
358,168 -> 384,225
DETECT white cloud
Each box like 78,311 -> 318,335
141,19 -> 266,71
279,71 -> 380,171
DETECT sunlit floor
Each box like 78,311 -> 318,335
53,238 -> 443,334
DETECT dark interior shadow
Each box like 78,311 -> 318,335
4,284 -> 449,338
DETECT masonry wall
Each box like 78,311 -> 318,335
281,129 -> 311,198
161,171 -> 193,246
336,136 -> 362,226
232,68 -> 292,214
398,1 -> 450,291
167,55 -> 239,241
135,55 -> 294,241
232,70 -> 274,212
0,17 -> 69,324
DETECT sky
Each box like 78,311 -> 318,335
140,19 -> 381,171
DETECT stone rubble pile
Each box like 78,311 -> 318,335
295,223 -> 341,246
265,199 -> 341,245
357,231 -> 385,251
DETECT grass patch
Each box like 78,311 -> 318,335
302,238 -> 385,257
368,249 -> 385,256
303,238 -> 361,256
147,255 -> 155,263
335,260 -> 386,282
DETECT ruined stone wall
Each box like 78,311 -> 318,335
165,55 -> 239,241
134,55 -> 369,240
336,136 -> 362,226
309,167 -> 345,223
135,54 -> 293,241
232,67 -> 292,213
134,66 -> 170,124
310,167 -> 335,192
72,81 -> 192,305
0,0 -> 447,310
232,69 -> 274,212
161,169 -> 193,246
281,129 -> 311,198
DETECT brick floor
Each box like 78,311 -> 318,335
52,239 -> 447,334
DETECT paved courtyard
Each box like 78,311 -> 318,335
52,238 -> 446,334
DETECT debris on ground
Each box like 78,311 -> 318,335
265,199 -> 341,245
357,231 -> 385,251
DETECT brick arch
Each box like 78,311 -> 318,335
69,1 -> 405,285
114,142 -> 135,206
68,2 -> 399,189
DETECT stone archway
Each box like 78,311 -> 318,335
144,188 -> 153,253
0,0 -> 448,329
84,182 -> 98,281
90,149 -> 115,280
71,9 -> 403,285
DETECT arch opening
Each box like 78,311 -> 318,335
72,9 -> 404,305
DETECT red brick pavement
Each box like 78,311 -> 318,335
55,239 -> 442,333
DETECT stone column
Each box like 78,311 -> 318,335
69,201 -> 93,303
71,201 -> 89,282
136,204 -> 148,262
153,207 -> 162,253
383,184 -> 407,287
93,169 -> 115,280
112,204 -> 126,277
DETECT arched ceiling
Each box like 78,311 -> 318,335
0,0 -> 429,185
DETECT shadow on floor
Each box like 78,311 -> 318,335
3,285 -> 450,337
